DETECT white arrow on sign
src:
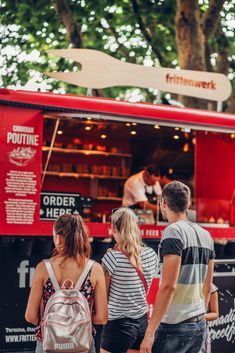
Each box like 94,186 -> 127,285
46,49 -> 232,102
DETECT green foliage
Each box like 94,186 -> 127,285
0,0 -> 234,102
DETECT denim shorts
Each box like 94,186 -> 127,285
152,319 -> 206,353
101,313 -> 148,353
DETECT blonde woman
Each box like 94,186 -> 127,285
101,207 -> 158,353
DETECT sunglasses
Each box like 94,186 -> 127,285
111,207 -> 130,215
109,208 -> 119,222
158,196 -> 164,205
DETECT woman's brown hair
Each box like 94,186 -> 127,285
52,214 -> 91,265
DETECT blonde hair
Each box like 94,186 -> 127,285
111,207 -> 143,270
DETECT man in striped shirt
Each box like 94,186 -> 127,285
140,181 -> 215,353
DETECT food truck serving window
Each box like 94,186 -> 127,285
41,115 -> 194,221
41,113 -> 235,229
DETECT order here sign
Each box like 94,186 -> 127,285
40,192 -> 82,220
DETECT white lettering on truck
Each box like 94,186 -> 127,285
17,260 -> 35,288
42,195 -> 75,207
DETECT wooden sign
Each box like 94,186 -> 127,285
46,49 -> 231,101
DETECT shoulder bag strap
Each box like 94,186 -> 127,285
116,248 -> 148,294
75,259 -> 94,290
43,259 -> 60,292
134,264 -> 148,294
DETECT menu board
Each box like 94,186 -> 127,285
0,106 -> 43,235
40,192 -> 82,220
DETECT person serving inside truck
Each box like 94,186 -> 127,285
122,164 -> 162,213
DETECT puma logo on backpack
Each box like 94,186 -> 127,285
41,259 -> 94,353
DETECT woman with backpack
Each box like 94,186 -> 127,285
101,207 -> 158,353
25,213 -> 108,353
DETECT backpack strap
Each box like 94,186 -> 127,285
115,247 -> 148,294
43,259 -> 60,292
75,259 -> 94,290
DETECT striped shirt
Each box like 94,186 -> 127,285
102,247 -> 158,320
159,220 -> 215,324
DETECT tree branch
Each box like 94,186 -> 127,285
131,0 -> 167,66
205,43 -> 213,72
54,0 -> 83,48
104,19 -> 130,58
203,0 -> 226,39
216,27 -> 230,75
54,0 -> 104,96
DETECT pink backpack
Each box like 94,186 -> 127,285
42,259 -> 94,353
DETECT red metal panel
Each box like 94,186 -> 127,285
1,221 -> 234,239
0,105 -> 43,235
195,132 -> 235,225
1,89 -> 235,130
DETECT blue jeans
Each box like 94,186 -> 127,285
153,319 -> 206,353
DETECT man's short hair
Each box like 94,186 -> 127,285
145,164 -> 160,177
162,181 -> 190,213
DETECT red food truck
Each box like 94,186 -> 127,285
0,88 -> 235,352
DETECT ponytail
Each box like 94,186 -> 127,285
111,208 -> 143,270
52,214 -> 91,265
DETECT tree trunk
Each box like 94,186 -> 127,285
54,0 -> 103,96
54,0 -> 83,48
225,86 -> 235,113
176,0 -> 207,108
203,0 -> 226,40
